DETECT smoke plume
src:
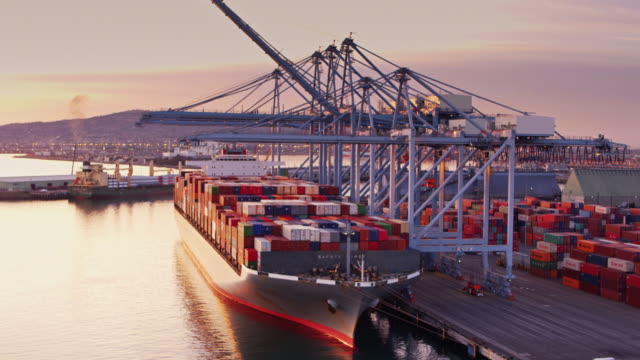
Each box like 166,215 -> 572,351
69,95 -> 89,118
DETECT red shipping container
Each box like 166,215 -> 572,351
244,248 -> 258,262
601,267 -> 626,282
359,241 -> 369,251
627,274 -> 640,288
594,243 -> 627,258
368,241 -> 379,251
601,278 -> 625,291
605,224 -> 633,236
615,248 -> 640,262
579,282 -> 600,296
320,243 -> 333,251
625,286 -> 640,308
580,263 -> 602,277
621,231 -> 640,242
600,287 -> 624,302
298,241 -> 311,251
570,249 -> 589,262
636,262 -> 640,274
562,268 -> 580,280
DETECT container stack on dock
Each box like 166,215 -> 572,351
420,200 -> 520,251
557,237 -> 640,307
175,172 -> 409,272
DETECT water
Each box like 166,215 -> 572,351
0,154 -> 461,360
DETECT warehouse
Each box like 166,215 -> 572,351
0,175 -> 75,191
562,168 -> 640,206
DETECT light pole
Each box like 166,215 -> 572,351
345,222 -> 355,279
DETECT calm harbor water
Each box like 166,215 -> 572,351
0,154 -> 460,360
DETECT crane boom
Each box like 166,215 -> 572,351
210,0 -> 340,116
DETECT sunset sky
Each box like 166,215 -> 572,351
1,0 -> 639,145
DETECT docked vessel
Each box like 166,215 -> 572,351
174,157 -> 421,346
68,161 -> 177,199
186,147 -> 285,177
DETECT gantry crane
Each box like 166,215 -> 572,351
139,0 -> 628,296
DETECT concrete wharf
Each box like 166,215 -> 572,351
396,256 -> 640,360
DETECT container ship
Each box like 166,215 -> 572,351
68,161 -> 177,199
174,161 -> 421,346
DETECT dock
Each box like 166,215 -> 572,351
400,256 -> 640,360
30,190 -> 69,200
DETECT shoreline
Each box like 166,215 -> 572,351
12,154 -> 190,170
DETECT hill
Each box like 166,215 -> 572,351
0,110 -> 236,144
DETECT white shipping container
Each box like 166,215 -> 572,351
255,237 -> 271,252
319,229 -> 332,243
495,115 -> 555,137
518,214 -> 530,221
537,241 -> 558,253
595,205 -> 610,215
608,258 -> 634,272
310,228 -> 320,242
563,258 -> 584,271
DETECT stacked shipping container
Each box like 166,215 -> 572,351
175,172 -> 410,272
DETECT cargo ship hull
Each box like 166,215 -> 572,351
175,208 -> 417,346
68,185 -> 173,200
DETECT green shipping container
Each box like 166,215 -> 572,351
530,259 -> 557,271
238,222 -> 253,237
374,221 -> 392,235
544,233 -> 565,245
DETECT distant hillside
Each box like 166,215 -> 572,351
0,110 -> 243,144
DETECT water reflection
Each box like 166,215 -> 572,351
174,244 -> 242,359
354,311 -> 460,360
173,243 -> 353,360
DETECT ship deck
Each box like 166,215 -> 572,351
404,256 -> 640,359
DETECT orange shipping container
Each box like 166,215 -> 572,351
530,249 -> 556,262
562,277 -> 580,289
577,239 -> 598,253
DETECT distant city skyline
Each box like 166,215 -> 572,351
1,0 -> 639,146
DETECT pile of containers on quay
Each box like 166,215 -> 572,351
419,195 -> 640,308
505,198 -> 640,308
176,172 -> 411,274
421,199 -> 521,252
